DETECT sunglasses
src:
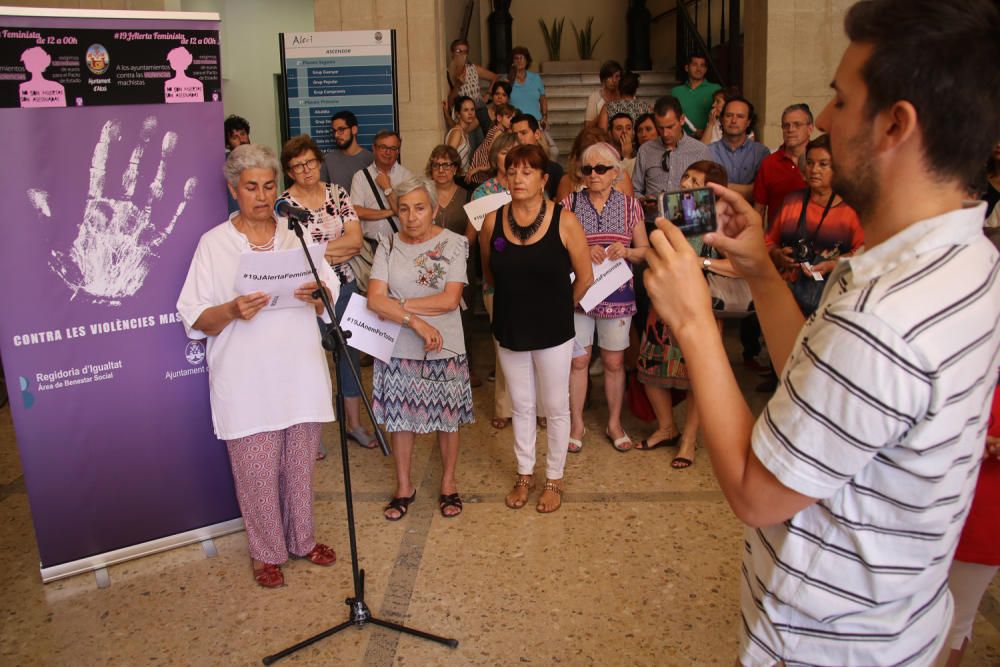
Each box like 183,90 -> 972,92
581,164 -> 615,176
421,347 -> 461,382
660,150 -> 673,173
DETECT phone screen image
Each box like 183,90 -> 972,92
657,187 -> 717,237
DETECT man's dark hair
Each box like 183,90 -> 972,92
599,60 -> 623,83
782,103 -> 814,125
511,113 -> 540,132
224,114 -> 249,136
610,112 -> 633,128
721,95 -> 756,130
653,96 -> 683,119
619,71 -> 640,97
331,110 -> 359,128
844,0 -> 1000,186
687,52 -> 707,66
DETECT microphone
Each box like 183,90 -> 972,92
274,200 -> 311,222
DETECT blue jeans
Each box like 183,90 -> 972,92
320,279 -> 362,398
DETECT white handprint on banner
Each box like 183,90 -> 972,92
27,116 -> 197,305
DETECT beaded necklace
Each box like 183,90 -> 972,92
507,199 -> 546,242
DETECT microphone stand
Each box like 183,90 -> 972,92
263,214 -> 458,664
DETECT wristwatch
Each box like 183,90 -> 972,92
401,313 -> 412,328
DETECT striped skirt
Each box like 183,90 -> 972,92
372,355 -> 475,433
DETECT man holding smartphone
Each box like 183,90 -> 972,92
643,0 -> 1000,663
632,96 -> 711,221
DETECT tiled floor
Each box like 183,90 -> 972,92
1,323 -> 998,666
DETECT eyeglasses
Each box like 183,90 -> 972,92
332,125 -> 352,134
431,161 -> 457,171
660,150 -> 672,173
581,164 -> 615,176
421,347 -> 461,382
781,121 -> 809,130
453,48 -> 468,54
289,158 -> 319,174
375,144 -> 400,153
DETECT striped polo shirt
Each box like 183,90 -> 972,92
740,203 -> 1000,666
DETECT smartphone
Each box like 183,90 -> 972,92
656,187 -> 718,237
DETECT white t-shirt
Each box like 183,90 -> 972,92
584,89 -> 606,123
177,214 -> 340,440
349,161 -> 415,240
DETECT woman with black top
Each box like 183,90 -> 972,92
480,144 -> 593,513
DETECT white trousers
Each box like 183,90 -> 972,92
496,339 -> 573,480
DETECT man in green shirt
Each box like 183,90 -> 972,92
671,54 -> 722,137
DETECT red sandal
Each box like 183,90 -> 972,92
253,563 -> 284,588
302,543 -> 336,566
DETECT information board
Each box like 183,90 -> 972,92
279,29 -> 397,153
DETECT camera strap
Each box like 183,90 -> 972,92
795,190 -> 835,243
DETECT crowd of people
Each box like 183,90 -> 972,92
188,2 -> 1000,663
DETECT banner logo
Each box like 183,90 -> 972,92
184,340 -> 205,365
85,44 -> 110,74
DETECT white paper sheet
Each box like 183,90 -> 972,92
234,244 -> 327,310
578,259 -> 632,313
341,293 -> 401,364
463,191 -> 511,231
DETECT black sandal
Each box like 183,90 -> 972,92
383,490 -> 416,521
438,493 -> 463,518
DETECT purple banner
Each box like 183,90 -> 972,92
0,14 -> 238,573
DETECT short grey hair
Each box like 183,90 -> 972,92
223,144 -> 280,188
393,176 -> 437,204
579,141 -> 624,185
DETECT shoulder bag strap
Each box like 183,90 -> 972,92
362,167 -> 399,233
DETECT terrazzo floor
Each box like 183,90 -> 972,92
1,321 -> 998,666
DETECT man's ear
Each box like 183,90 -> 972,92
874,100 -> 919,154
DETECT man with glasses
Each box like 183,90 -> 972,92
349,129 -> 414,241
320,110 -> 374,192
752,103 -> 814,227
632,96 -> 711,220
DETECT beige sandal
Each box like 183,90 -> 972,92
505,475 -> 534,510
536,480 -> 563,514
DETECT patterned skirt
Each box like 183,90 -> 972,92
372,355 -> 475,433
636,312 -> 691,392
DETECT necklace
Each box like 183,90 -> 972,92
236,216 -> 276,252
507,199 -> 546,242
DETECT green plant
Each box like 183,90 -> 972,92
571,17 -> 603,60
538,17 -> 565,61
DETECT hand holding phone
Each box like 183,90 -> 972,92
656,187 -> 718,237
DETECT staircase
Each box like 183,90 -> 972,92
542,71 -> 679,163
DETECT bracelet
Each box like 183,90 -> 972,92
398,296 -> 407,310
401,313 -> 412,328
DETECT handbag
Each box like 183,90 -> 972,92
701,246 -> 753,318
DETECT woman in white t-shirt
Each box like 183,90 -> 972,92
177,144 -> 340,589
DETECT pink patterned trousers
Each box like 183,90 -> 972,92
225,422 -> 321,565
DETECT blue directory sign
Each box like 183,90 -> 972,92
279,30 -> 397,153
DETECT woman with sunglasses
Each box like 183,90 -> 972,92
367,176 -> 474,521
560,142 -> 649,453
481,144 -> 594,514
276,135 -> 377,451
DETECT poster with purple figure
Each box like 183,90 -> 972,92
0,10 -> 238,581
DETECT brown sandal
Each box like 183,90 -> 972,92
253,563 -> 284,588
505,475 -> 534,509
536,481 -> 563,514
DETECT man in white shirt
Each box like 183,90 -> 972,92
643,0 -> 1000,664
349,130 -> 414,241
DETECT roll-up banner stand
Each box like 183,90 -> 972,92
0,7 -> 242,583
278,30 -> 399,153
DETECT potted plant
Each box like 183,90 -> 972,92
538,17 -> 565,62
571,17 -> 602,61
